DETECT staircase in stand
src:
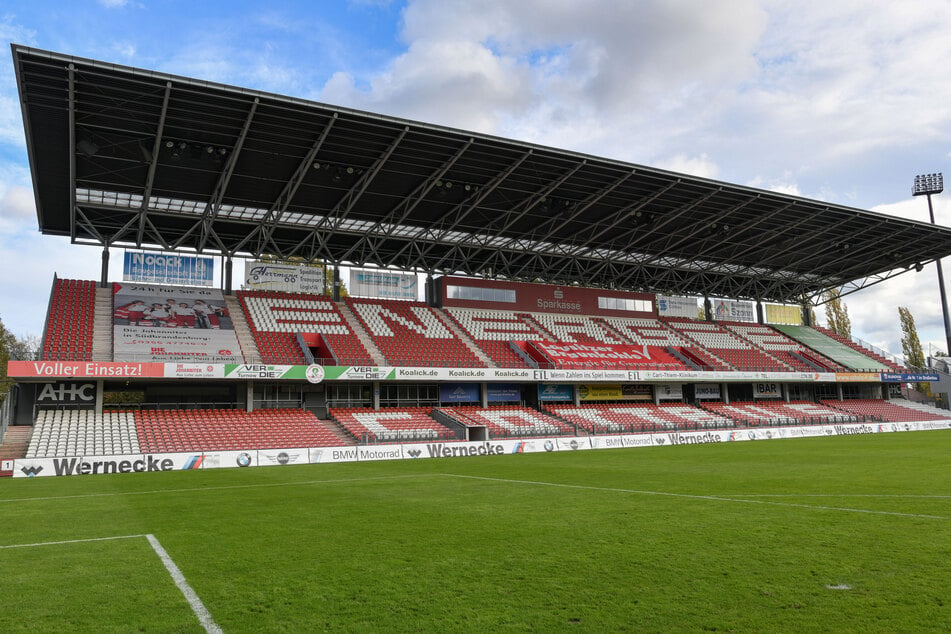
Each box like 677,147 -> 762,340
224,295 -> 261,363
92,285 -> 114,361
336,301 -> 387,366
433,308 -> 495,367
0,426 -> 32,460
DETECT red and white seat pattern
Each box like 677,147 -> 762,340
545,403 -> 733,433
237,290 -> 373,365
444,308 -> 549,368
719,322 -> 844,372
527,312 -> 625,345
348,298 -> 483,367
329,407 -> 454,442
661,318 -> 789,371
42,278 -> 97,361
438,406 -> 575,438
702,400 -> 858,426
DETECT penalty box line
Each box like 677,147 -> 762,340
442,474 -> 949,521
0,533 -> 222,633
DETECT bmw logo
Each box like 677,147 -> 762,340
236,453 -> 252,467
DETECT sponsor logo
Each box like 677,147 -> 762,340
182,455 -> 204,470
37,383 -> 96,402
424,442 -> 506,458
568,439 -> 580,450
51,455 -> 174,476
305,365 -> 325,384
20,464 -> 44,477
666,432 -> 723,445
232,364 -> 285,379
347,366 -> 391,379
833,424 -> 874,436
544,440 -> 555,452
260,451 -> 302,465
407,448 -> 422,458
332,448 -> 358,461
236,453 -> 252,467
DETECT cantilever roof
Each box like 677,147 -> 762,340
13,44 -> 951,303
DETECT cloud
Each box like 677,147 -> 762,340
0,185 -> 37,232
654,154 -> 720,180
322,0 -> 767,155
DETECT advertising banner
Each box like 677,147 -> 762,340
655,383 -> 683,400
753,382 -> 781,398
880,372 -> 940,382
123,251 -> 214,287
349,268 -> 418,300
257,448 -> 310,467
657,295 -> 700,318
712,298 -> 756,322
694,383 -> 722,399
555,437 -> 590,451
244,260 -> 326,294
310,446 -> 361,463
765,304 -> 803,325
578,383 -> 652,401
200,450 -> 258,470
532,342 -> 680,368
486,383 -> 522,402
113,283 -> 241,363
439,383 -> 481,403
538,384 -> 573,402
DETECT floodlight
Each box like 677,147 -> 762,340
913,173 -> 943,196
913,172 -> 951,358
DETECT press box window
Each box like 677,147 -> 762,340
447,285 -> 516,303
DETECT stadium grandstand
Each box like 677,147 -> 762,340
3,45 -> 951,477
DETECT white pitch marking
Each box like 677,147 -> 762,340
442,474 -> 949,520
147,534 -> 222,634
0,533 -> 147,550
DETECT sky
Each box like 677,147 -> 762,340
1,0 -> 951,361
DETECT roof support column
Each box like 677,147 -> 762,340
426,271 -> 435,306
703,297 -> 713,321
100,244 -> 110,288
224,255 -> 233,295
756,300 -> 764,324
801,301 -> 813,326
332,263 -> 341,302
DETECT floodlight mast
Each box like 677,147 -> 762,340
912,173 -> 951,359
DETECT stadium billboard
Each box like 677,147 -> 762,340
349,268 -> 418,300
657,295 -> 700,318
244,260 -> 326,294
123,251 -> 214,287
112,284 -> 242,363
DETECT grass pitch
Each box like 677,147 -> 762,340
1,431 -> 949,632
